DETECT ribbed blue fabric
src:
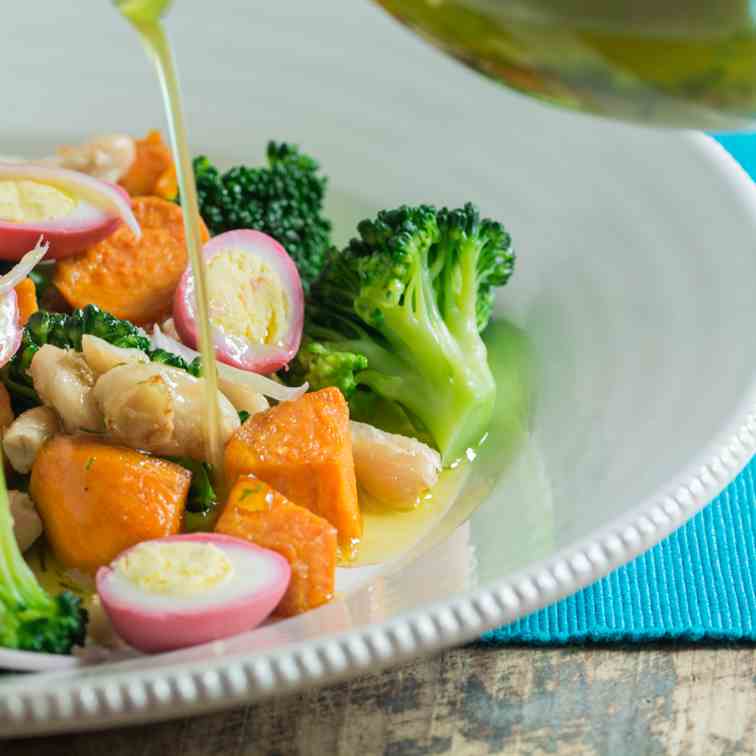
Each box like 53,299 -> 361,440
484,135 -> 755,644
482,460 -> 755,643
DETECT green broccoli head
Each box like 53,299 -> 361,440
303,202 -> 514,463
437,204 -> 514,332
192,142 -> 332,291
0,460 -> 87,654
286,339 -> 369,399
19,305 -> 151,356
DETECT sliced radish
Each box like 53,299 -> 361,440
0,163 -> 140,261
174,230 -> 304,374
0,289 -> 21,368
151,324 -> 308,403
96,534 -> 291,653
0,237 -> 49,367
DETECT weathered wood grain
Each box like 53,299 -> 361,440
6,645 -> 755,755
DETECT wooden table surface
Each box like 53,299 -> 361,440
6,644 -> 754,755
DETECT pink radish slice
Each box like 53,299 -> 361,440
0,290 -> 21,368
0,163 -> 140,261
174,230 -> 304,374
0,237 -> 49,367
96,534 -> 291,653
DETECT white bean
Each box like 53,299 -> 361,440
9,491 -> 42,552
30,345 -> 103,434
2,406 -> 61,474
81,334 -> 149,377
94,363 -> 240,460
54,133 -> 136,183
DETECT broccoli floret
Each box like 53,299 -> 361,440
149,348 -> 202,377
0,305 -> 200,411
23,305 -> 151,353
0,455 -> 87,654
191,142 -> 332,290
285,339 -> 368,399
302,203 -> 514,463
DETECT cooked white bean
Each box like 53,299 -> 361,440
30,345 -> 104,434
81,334 -> 149,377
155,319 -> 268,417
93,363 -> 239,460
2,406 -> 61,474
9,491 -> 42,552
350,421 -> 441,505
53,133 -> 136,183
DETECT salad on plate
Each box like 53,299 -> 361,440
0,130 -> 515,660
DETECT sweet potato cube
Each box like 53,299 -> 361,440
119,130 -> 177,200
30,435 -> 190,573
0,383 -> 12,432
224,387 -> 361,552
216,474 -> 338,616
14,278 -> 38,326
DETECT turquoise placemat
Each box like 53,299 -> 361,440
484,135 -> 756,645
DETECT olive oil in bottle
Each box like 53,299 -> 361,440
376,0 -> 756,128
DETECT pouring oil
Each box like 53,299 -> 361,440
114,0 -> 226,489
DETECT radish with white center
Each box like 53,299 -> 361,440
0,291 -> 20,368
96,534 -> 290,653
0,237 -> 49,367
173,230 -> 304,374
0,163 -> 140,260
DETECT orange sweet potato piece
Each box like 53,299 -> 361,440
30,435 -> 190,573
224,387 -> 361,554
14,278 -> 38,325
216,474 -> 337,616
0,384 -> 13,432
119,130 -> 178,200
0,384 -> 12,474
53,196 -> 209,325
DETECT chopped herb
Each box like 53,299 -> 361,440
238,486 -> 260,501
84,457 -> 95,471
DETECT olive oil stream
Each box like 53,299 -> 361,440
114,0 -> 226,489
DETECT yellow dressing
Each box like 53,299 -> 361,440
0,179 -> 76,223
115,5 -> 227,492
206,248 -> 291,346
114,541 -> 234,596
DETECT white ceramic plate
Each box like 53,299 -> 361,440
2,0 -> 755,737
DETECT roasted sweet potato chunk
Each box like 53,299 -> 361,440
30,435 -> 190,573
216,474 -> 337,616
224,387 -> 361,553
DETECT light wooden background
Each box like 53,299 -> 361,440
5,644 -> 754,755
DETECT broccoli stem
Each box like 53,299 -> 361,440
0,446 -> 87,654
0,454 -> 44,609
361,346 -> 496,464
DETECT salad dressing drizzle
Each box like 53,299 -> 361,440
115,0 -> 226,490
